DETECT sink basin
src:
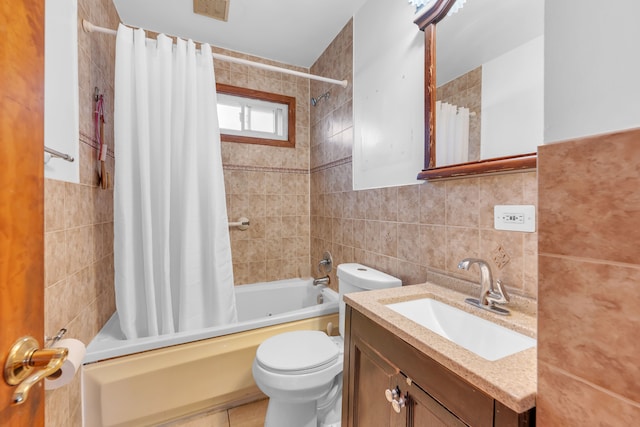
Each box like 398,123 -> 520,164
385,298 -> 536,361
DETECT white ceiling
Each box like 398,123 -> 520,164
111,0 -> 369,68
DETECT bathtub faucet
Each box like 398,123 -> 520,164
313,276 -> 330,287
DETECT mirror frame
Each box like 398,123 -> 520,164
414,0 -> 537,180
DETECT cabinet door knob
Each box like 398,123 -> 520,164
392,396 -> 406,413
385,386 -> 407,413
384,387 -> 399,402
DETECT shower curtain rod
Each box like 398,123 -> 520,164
82,20 -> 349,88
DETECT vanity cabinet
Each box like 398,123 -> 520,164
341,306 -> 535,427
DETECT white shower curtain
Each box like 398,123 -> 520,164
114,25 -> 237,339
435,101 -> 470,167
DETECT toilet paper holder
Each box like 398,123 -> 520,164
3,335 -> 68,405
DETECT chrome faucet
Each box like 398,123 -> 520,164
457,258 -> 510,315
313,276 -> 330,287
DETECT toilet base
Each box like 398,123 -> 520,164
264,399 -> 317,427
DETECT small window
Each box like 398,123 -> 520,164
216,84 -> 296,148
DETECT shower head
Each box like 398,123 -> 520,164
311,91 -> 330,106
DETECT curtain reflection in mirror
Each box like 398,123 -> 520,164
435,101 -> 470,166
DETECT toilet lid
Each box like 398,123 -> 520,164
256,331 -> 339,374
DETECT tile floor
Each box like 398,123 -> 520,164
168,399 -> 268,427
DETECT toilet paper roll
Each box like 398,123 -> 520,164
44,338 -> 86,390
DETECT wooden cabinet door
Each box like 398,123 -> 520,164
348,333 -> 406,426
404,376 -> 467,427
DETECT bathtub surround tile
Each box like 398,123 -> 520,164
233,263 -> 251,285
264,217 -> 283,240
248,262 -> 267,283
331,217 -> 344,244
219,48 -> 311,280
247,218 -> 266,240
247,239 -> 267,261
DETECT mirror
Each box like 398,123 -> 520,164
415,0 -> 542,179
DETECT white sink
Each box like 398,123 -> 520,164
385,298 -> 536,361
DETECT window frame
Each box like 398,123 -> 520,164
216,83 -> 296,148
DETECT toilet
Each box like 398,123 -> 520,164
252,263 -> 402,427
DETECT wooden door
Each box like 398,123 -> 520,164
0,0 -> 46,425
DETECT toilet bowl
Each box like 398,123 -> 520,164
252,263 -> 401,427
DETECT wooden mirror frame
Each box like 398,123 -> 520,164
415,0 -> 537,180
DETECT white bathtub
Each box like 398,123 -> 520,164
85,277 -> 339,363
83,278 -> 339,426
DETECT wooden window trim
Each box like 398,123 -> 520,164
216,83 -> 296,148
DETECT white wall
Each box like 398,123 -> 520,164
545,0 -> 640,143
352,0 -> 424,190
44,0 -> 79,183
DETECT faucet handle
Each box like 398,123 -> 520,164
488,279 -> 510,305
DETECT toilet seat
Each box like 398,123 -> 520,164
256,331 -> 339,375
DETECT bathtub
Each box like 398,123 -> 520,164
82,278 -> 339,427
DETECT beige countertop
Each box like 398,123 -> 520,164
344,282 -> 537,414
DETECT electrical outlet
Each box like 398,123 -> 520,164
494,205 -> 536,232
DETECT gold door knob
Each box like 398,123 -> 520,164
3,336 -> 68,405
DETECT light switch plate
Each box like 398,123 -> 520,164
494,205 -> 536,232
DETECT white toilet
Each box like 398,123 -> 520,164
252,263 -> 402,427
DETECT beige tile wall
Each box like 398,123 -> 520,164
310,21 -> 538,300
44,0 -> 119,425
214,49 -> 312,284
537,128 -> 640,425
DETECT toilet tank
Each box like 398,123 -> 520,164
337,263 -> 402,337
